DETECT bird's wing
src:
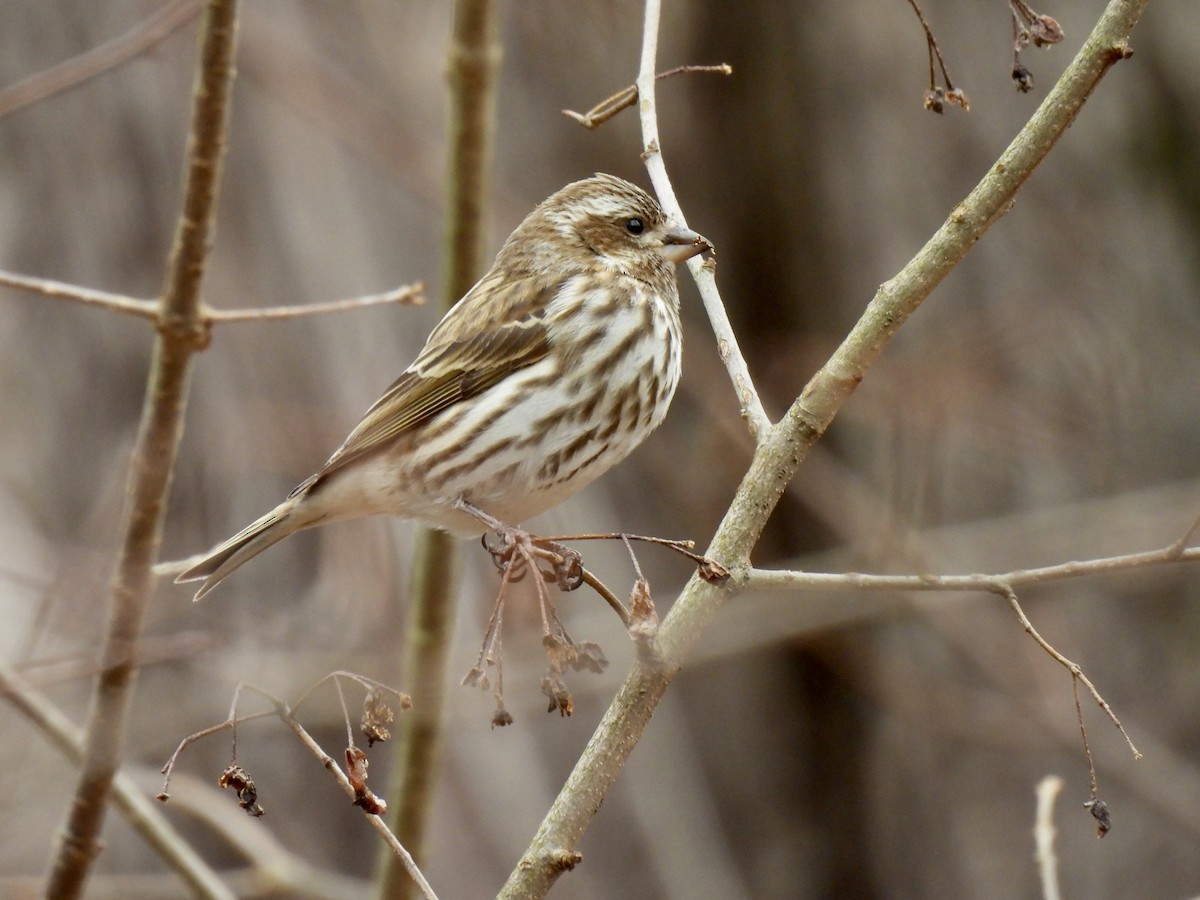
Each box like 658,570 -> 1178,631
303,271 -> 561,488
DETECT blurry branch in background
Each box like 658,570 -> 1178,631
1034,775 -> 1064,900
43,0 -> 240,895
0,665 -> 235,900
377,2 -> 498,898
501,0 -> 1151,894
562,63 -> 732,130
0,267 -> 424,327
0,0 -> 204,121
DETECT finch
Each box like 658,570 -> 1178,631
177,173 -> 710,600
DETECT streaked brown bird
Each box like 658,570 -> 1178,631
177,174 -> 710,600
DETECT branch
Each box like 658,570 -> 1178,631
737,546 -> 1200,594
207,283 -> 425,322
0,267 -> 423,325
737,537 -> 1200,762
562,64 -> 732,130
634,7 -> 771,442
158,680 -> 436,900
0,268 -> 159,320
281,711 -> 438,900
43,2 -> 240,896
500,0 -> 1149,894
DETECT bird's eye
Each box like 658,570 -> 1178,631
624,217 -> 645,235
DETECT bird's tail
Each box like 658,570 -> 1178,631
175,500 -> 304,601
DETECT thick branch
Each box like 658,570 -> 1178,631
500,0 -> 1149,895
43,2 -> 240,896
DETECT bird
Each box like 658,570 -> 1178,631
176,173 -> 710,600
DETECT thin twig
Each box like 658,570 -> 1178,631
158,710 -> 276,794
0,0 -> 204,120
159,681 -> 438,900
906,0 -> 968,112
208,283 -> 425,321
545,531 -> 700,563
1167,507 -> 1200,557
997,583 -> 1140,758
738,544 -> 1200,594
741,555 -> 1155,756
580,568 -> 631,627
907,0 -> 957,91
1073,677 -> 1099,800
632,12 -> 771,442
562,64 -> 732,129
0,268 -> 159,320
1,267 -> 424,325
281,712 -> 439,900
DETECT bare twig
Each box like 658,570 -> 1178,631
158,710 -> 276,794
207,283 -> 425,321
580,568 -> 632,627
740,558 -> 1155,756
737,545 -> 1200,594
1,267 -> 424,326
0,0 -> 204,120
283,713 -> 438,900
740,537 -> 1200,762
998,583 -> 1139,758
634,16 -> 770,441
563,64 -> 732,129
538,531 -> 724,575
1073,677 -> 1099,800
43,3 -> 240,896
0,268 -> 159,320
500,0 -> 1149,894
159,681 -> 437,900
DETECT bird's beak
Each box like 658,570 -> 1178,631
661,227 -> 713,264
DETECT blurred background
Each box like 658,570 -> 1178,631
3,1 -> 1199,897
